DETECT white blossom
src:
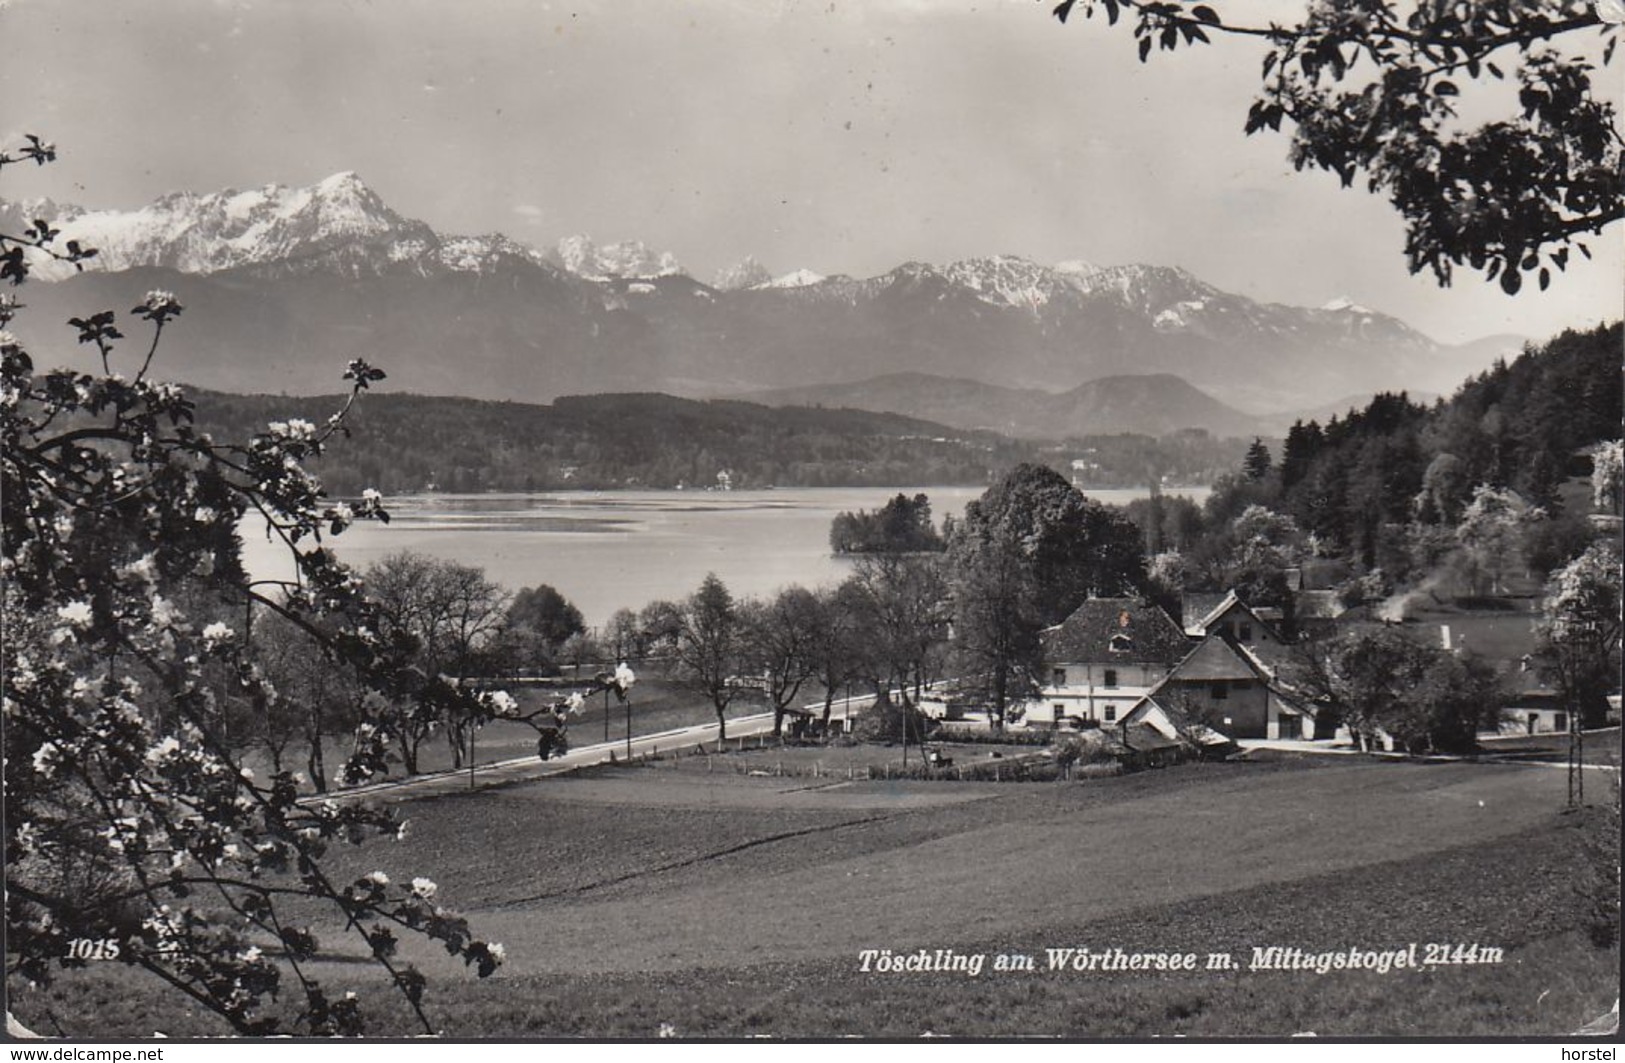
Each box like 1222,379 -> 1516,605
411,877 -> 438,899
56,601 -> 93,628
365,871 -> 390,887
614,662 -> 637,690
146,736 -> 182,764
269,418 -> 317,442
31,742 -> 60,777
202,622 -> 235,646
118,554 -> 159,584
193,506 -> 218,525
9,657 -> 36,693
488,942 -> 505,961
151,597 -> 180,627
484,690 -> 518,716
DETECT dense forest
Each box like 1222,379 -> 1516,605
185,390 -> 1037,494
186,388 -> 1260,496
1124,322 -> 1623,609
1272,323 -> 1621,570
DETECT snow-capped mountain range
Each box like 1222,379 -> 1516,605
2,172 -> 1523,416
8,174 -> 691,284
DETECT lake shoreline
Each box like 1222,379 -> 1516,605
243,485 -> 1211,627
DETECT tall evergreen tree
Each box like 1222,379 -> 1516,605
1243,438 -> 1273,482
1279,420 -> 1322,493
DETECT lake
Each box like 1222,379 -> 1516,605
240,486 -> 1209,627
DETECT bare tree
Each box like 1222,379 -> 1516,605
741,586 -> 822,737
672,573 -> 748,742
363,552 -> 510,771
845,553 -> 952,707
806,583 -> 871,736
250,610 -> 362,792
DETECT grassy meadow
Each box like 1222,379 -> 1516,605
9,748 -> 1618,1039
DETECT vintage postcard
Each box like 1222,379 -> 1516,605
3,0 -> 1620,1048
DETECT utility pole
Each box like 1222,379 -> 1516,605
1568,694 -> 1584,808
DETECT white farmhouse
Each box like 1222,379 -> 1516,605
1025,597 -> 1192,728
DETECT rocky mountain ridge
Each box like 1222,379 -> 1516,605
2,173 -> 1525,414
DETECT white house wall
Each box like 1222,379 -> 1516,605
1267,689 -> 1310,740
1025,661 -> 1171,727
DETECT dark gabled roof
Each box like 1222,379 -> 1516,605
1193,591 -> 1287,642
1238,636 -> 1296,674
1122,695 -> 1236,746
1043,597 -> 1192,666
1181,592 -> 1230,634
1166,636 -> 1262,682
1118,723 -> 1183,752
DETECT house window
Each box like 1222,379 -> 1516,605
1239,623 -> 1253,642
1052,668 -> 1067,687
1210,682 -> 1228,700
1053,703 -> 1066,720
1109,633 -> 1133,654
1104,705 -> 1117,722
1103,669 -> 1119,688
1554,712 -> 1567,733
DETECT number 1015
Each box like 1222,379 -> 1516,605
66,938 -> 121,960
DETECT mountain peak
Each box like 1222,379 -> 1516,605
939,255 -> 1055,310
714,256 -> 772,291
1054,258 -> 1103,277
552,234 -> 686,280
316,170 -> 366,193
1320,295 -> 1374,314
5,171 -> 426,278
761,268 -> 825,289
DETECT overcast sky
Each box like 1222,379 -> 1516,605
2,0 -> 1619,344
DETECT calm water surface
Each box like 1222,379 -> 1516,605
241,486 -> 1208,627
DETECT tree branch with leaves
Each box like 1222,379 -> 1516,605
3,138 -> 507,1036
1048,0 -> 1622,292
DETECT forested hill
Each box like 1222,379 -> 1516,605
1259,322 -> 1622,568
184,389 -> 1037,494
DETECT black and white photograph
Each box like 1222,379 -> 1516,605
2,0 -> 1621,1045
